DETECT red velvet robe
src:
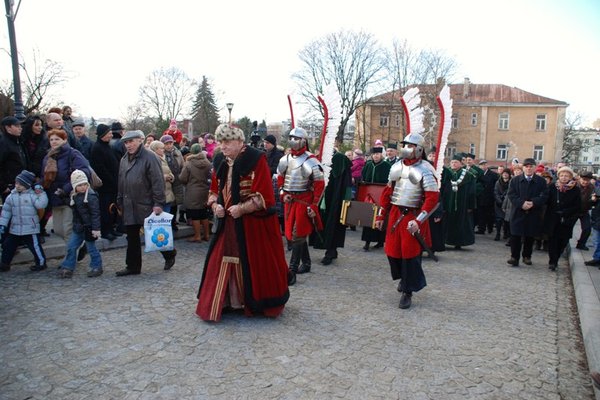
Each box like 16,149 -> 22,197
196,147 -> 289,322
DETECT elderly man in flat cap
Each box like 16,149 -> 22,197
115,130 -> 176,276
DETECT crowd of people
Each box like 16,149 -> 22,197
0,109 -> 222,279
1,108 -> 600,321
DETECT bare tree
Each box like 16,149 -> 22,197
415,48 -> 458,85
138,67 -> 197,125
1,49 -> 68,115
294,30 -> 387,142
123,103 -> 157,135
561,112 -> 596,163
381,41 -> 458,146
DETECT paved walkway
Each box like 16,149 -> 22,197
0,227 -> 596,399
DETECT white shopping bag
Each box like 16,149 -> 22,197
144,211 -> 174,252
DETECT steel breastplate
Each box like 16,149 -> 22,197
389,161 -> 437,207
280,152 -> 313,192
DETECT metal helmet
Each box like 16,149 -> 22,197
399,132 -> 425,159
288,127 -> 308,140
401,132 -> 425,147
288,127 -> 308,151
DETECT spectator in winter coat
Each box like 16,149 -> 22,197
350,149 -> 366,193
0,170 -> 48,272
506,158 -> 549,267
22,115 -> 49,179
0,116 -> 28,202
544,166 -> 581,271
41,129 -> 91,240
90,124 -> 122,240
162,119 -> 183,146
57,170 -> 103,278
72,119 -> 93,161
179,144 -> 212,242
576,170 -> 595,250
116,131 -> 176,276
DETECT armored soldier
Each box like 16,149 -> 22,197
277,128 -> 325,285
375,133 -> 440,309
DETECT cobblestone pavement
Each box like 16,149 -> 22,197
0,230 -> 594,399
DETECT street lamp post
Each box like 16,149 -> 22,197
226,103 -> 234,124
4,0 -> 25,121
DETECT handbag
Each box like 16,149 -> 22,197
89,167 -> 103,189
68,150 -> 103,189
144,211 -> 174,252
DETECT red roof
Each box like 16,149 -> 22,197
372,83 -> 568,106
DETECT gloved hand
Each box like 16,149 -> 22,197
54,188 -> 65,197
92,230 -> 101,239
0,225 -> 5,235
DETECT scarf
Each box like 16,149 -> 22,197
291,146 -> 308,157
556,179 -> 577,193
43,146 -> 62,189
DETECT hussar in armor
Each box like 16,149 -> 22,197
375,87 -> 442,310
277,128 -> 325,285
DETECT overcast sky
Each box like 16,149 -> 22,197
1,0 -> 598,126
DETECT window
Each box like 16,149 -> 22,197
535,114 -> 547,131
469,143 -> 475,155
595,156 -> 599,162
533,145 -> 544,161
394,113 -> 401,127
583,156 -> 588,162
499,113 -> 509,130
445,146 -> 456,158
496,144 -> 507,160
471,113 -> 478,126
451,113 -> 458,129
379,114 -> 389,127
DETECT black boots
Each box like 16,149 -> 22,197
399,292 -> 412,309
288,241 -> 311,284
298,242 -> 311,274
288,242 -> 302,286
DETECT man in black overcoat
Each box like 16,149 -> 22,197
506,158 -> 549,267
476,160 -> 498,234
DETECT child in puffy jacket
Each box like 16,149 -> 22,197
57,170 -> 102,278
0,170 -> 48,272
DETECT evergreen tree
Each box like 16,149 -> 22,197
191,76 -> 220,135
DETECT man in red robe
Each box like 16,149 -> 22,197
196,124 -> 289,322
376,133 -> 439,309
277,128 -> 324,285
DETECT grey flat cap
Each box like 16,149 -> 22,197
121,130 -> 145,141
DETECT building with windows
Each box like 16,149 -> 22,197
566,128 -> 600,175
355,79 -> 568,166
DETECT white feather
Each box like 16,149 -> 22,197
319,83 -> 342,186
435,84 -> 453,187
402,87 -> 424,135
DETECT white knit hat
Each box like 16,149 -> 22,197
71,169 -> 88,188
70,169 -> 90,205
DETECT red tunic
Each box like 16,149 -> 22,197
277,153 -> 324,241
196,148 -> 289,322
379,163 -> 440,259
